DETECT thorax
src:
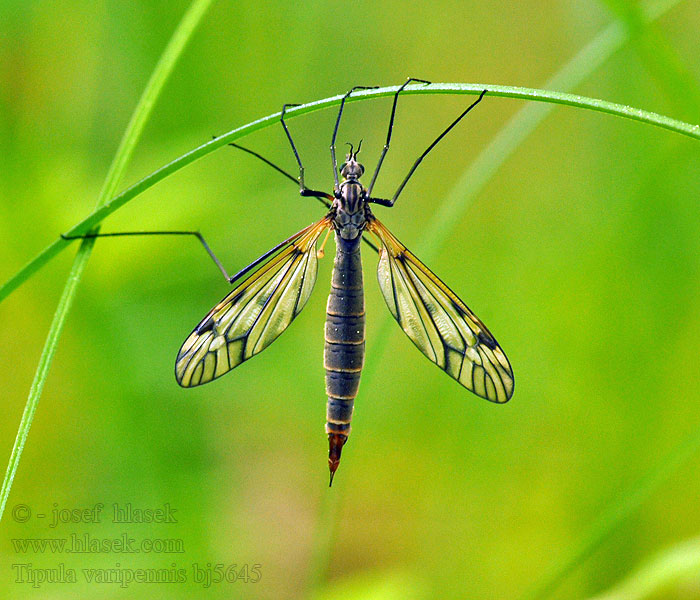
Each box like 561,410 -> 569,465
333,180 -> 369,240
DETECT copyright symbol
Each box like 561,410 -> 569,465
12,504 -> 31,522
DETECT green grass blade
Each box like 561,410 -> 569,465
0,0 -> 215,523
0,236 -> 95,520
1,81 -> 698,305
96,0 -> 214,208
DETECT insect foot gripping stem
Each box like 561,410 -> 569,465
328,433 -> 348,486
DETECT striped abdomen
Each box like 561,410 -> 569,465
324,234 -> 365,484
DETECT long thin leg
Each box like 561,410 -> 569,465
228,142 -> 299,187
218,141 -> 381,254
227,142 -> 331,203
330,85 -> 378,191
369,89 -> 487,208
278,104 -> 330,201
280,103 -> 305,189
61,231 -> 235,283
367,78 -> 430,197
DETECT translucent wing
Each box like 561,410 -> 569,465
175,217 -> 331,387
367,217 -> 514,403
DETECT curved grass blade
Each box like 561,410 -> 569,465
2,81 -> 699,306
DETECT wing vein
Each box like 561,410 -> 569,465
369,215 -> 513,402
175,217 -> 329,387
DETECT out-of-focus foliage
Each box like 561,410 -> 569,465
1,1 -> 699,598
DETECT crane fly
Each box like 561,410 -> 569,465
64,80 -> 514,485
174,81 -> 514,484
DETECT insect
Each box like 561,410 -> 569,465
65,80 -> 514,485
174,80 -> 514,484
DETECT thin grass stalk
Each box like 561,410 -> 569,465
0,0 -> 215,523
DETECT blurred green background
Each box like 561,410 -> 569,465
2,0 -> 700,598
